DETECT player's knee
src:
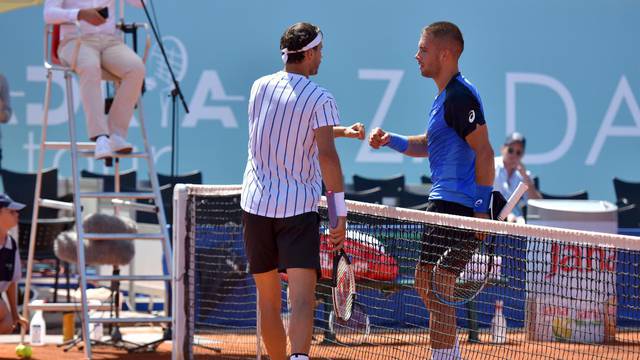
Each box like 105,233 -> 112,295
256,288 -> 282,313
259,297 -> 281,317
289,293 -> 315,314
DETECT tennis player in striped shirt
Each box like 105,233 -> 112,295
240,22 -> 358,360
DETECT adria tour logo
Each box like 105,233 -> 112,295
146,35 -> 244,129
146,35 -> 189,128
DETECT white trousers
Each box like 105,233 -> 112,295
59,33 -> 145,140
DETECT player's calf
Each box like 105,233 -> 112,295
415,263 -> 434,311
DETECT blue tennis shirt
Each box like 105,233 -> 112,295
427,72 -> 486,209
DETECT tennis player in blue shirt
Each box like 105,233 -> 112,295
369,21 -> 495,360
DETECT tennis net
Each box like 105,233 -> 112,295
173,184 -> 640,360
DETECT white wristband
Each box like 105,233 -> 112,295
334,192 -> 348,217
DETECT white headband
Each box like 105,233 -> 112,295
281,32 -> 323,63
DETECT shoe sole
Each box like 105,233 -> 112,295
113,146 -> 133,154
94,152 -> 113,160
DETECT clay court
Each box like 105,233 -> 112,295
187,331 -> 640,360
1,331 -> 639,359
0,341 -> 173,360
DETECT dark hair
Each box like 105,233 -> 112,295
280,22 -> 322,64
423,21 -> 464,56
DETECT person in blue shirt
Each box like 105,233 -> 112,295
369,21 -> 494,360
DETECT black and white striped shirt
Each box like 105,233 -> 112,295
241,71 -> 340,218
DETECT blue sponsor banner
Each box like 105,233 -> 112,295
0,0 -> 639,202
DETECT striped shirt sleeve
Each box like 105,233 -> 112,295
247,79 -> 260,118
312,97 -> 341,129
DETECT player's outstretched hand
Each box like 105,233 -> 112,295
344,122 -> 365,140
369,127 -> 390,149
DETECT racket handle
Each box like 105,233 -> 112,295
326,191 -> 338,229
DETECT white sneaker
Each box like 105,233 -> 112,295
109,134 -> 133,154
94,136 -> 112,160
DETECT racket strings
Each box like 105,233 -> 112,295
334,257 -> 355,320
430,230 -> 496,305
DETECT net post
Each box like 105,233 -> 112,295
256,290 -> 262,359
172,184 -> 188,360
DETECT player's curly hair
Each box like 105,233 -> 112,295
423,21 -> 464,57
280,22 -> 322,64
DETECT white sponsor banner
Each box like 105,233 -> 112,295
526,241 -> 617,343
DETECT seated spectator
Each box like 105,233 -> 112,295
494,132 -> 541,223
0,194 -> 28,334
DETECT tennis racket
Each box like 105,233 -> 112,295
326,191 -> 355,321
431,182 -> 529,306
328,302 -> 371,345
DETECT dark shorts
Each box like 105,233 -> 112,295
242,210 -> 321,277
420,200 -> 478,274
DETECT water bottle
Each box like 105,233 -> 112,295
89,322 -> 104,341
30,309 -> 46,346
491,299 -> 507,344
88,300 -> 103,341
